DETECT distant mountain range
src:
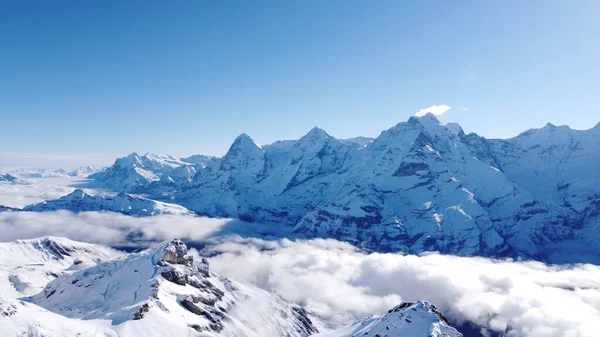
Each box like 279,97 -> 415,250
87,114 -> 600,263
0,189 -> 194,217
8,165 -> 101,178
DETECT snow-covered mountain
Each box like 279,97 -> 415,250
0,173 -> 27,184
92,115 -> 600,263
67,165 -> 100,177
22,189 -> 194,216
314,301 -> 462,337
90,152 -> 213,193
23,239 -> 319,337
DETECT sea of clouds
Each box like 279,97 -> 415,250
203,237 -> 600,337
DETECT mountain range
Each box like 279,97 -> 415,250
0,189 -> 194,217
8,165 -> 101,178
89,114 -> 600,263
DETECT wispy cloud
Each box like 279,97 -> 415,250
415,104 -> 451,117
456,106 -> 470,112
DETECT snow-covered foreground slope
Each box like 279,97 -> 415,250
314,301 -> 462,337
0,237 -> 123,298
22,239 -> 318,337
22,188 -> 194,216
1,295 -> 117,337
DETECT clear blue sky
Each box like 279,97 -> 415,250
1,1 -> 599,168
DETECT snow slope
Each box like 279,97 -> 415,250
22,189 -> 195,216
314,301 -> 462,337
0,237 -> 123,298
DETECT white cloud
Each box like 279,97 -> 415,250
415,104 -> 451,117
0,211 -> 231,247
203,237 -> 600,336
456,106 -> 471,112
0,177 -> 77,208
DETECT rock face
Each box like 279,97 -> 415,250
313,301 -> 462,337
22,189 -> 194,216
29,239 -> 319,337
93,115 -> 600,263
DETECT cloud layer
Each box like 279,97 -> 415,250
0,177 -> 77,208
0,211 -> 230,246
203,237 -> 600,337
415,104 -> 451,117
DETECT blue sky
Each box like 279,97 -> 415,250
1,1 -> 599,168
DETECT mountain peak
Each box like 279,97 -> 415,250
307,126 -> 329,137
65,189 -> 87,199
299,127 -> 331,145
231,133 -> 261,149
315,300 -> 462,337
412,112 -> 442,125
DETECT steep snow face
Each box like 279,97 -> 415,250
90,152 -> 202,193
0,237 -> 123,298
22,189 -> 194,216
314,301 -> 462,337
29,239 -> 319,337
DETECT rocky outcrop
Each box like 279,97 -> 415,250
30,239 -> 319,337
313,301 -> 462,337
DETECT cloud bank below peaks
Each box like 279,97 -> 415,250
203,237 -> 600,337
